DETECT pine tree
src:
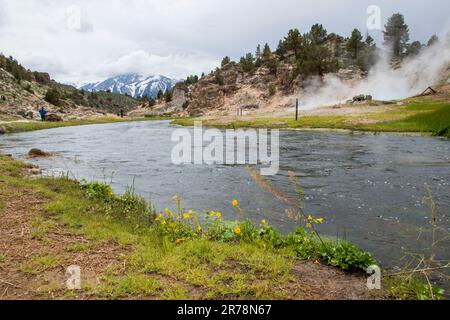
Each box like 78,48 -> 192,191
214,68 -> 225,85
297,39 -> 337,77
309,24 -> 327,45
427,35 -> 439,47
283,29 -> 303,58
263,43 -> 271,58
221,56 -> 231,67
383,13 -> 410,59
406,41 -> 422,56
296,37 -> 338,77
45,88 -> 61,105
164,90 -> 173,103
357,35 -> 377,71
239,53 -> 255,73
347,29 -> 364,59
255,44 -> 262,60
185,75 -> 199,85
276,40 -> 285,57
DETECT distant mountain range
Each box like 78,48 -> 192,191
80,73 -> 180,99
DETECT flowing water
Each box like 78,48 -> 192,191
1,120 -> 449,286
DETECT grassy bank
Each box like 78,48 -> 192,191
0,154 -> 439,300
0,117 -> 155,134
172,100 -> 450,138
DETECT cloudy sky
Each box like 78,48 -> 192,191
0,0 -> 449,84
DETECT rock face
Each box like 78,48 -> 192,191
177,59 -> 304,116
28,148 -> 50,158
45,114 -> 63,122
163,82 -> 189,114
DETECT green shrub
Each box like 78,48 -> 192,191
81,181 -> 156,228
44,88 -> 62,105
319,241 -> 375,271
268,84 -> 276,96
81,180 -> 114,202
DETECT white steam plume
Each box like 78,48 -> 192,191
299,34 -> 450,109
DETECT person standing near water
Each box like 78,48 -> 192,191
39,106 -> 47,122
120,109 -> 124,118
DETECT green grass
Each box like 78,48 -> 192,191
97,273 -> 165,299
0,117 -> 152,134
30,216 -> 57,240
144,115 -> 192,121
20,254 -> 62,275
171,100 -> 450,138
0,253 -> 6,264
63,243 -> 93,253
358,101 -> 450,137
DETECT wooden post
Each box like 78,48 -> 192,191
295,99 -> 299,121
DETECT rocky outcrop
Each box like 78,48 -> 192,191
163,82 -> 189,114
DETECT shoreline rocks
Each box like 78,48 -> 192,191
28,148 -> 50,158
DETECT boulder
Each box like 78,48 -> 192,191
353,94 -> 373,102
25,111 -> 34,119
0,126 -> 6,134
28,148 -> 50,158
46,114 -> 63,122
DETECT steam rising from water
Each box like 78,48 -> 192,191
300,35 -> 450,109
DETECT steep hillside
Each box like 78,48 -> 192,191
0,55 -> 140,121
141,27 -> 373,117
143,24 -> 447,117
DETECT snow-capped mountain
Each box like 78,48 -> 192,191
80,73 -> 179,99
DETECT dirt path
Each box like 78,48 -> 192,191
0,184 -> 127,300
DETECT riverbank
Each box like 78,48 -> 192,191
0,116 -> 179,135
171,99 -> 450,138
0,153 -> 437,300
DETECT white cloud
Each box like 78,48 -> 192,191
0,0 -> 449,83
98,50 -> 217,80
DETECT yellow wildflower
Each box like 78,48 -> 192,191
307,215 -> 313,221
183,212 -> 190,219
234,226 -> 241,235
216,212 -> 222,219
232,199 -> 239,207
165,208 -> 173,218
261,219 -> 267,225
316,218 -> 324,224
